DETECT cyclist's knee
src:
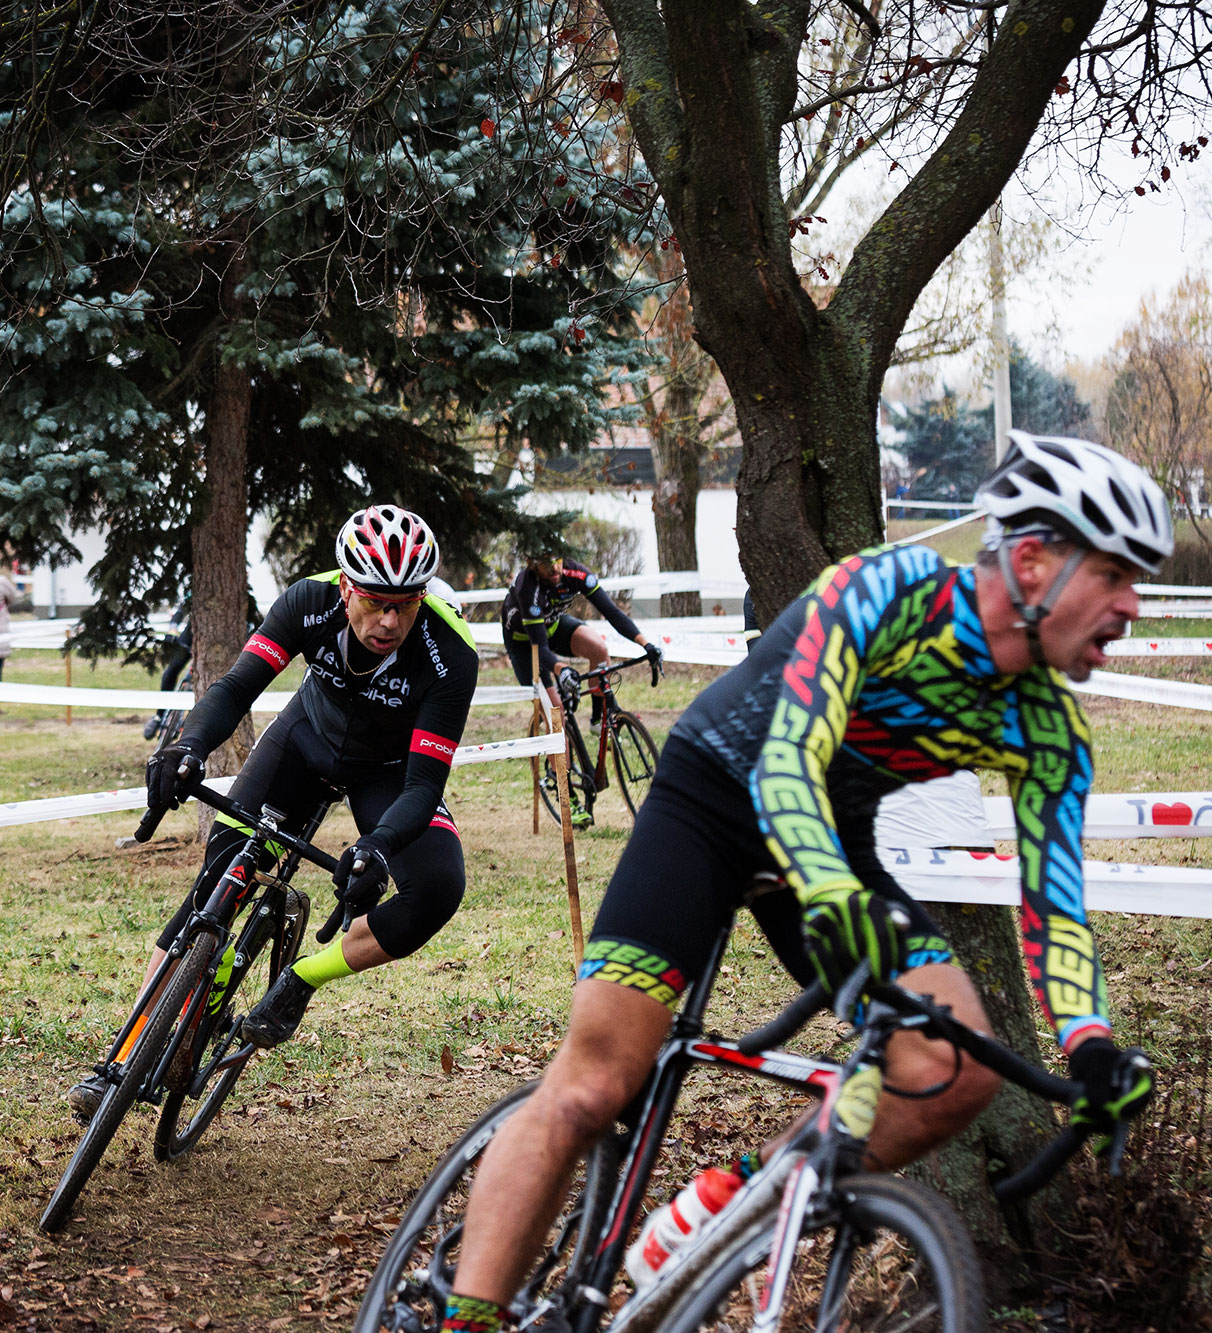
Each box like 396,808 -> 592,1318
888,962 -> 1001,1118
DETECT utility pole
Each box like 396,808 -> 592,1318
987,13 -> 1012,463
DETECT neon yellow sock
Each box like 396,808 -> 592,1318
291,937 -> 356,989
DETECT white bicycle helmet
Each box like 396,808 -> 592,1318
335,504 -> 440,590
976,432 -> 1172,665
977,431 -> 1173,574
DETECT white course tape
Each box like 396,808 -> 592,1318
1106,637 -> 1212,656
458,572 -> 750,605
0,681 -> 535,711
886,790 -> 1212,844
1072,670 -> 1212,711
879,845 -> 1212,919
0,730 -> 567,828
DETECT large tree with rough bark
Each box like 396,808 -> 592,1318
594,0 -> 1208,1270
597,0 -> 1208,623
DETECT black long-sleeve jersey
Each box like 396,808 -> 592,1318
180,572 -> 479,854
501,559 -> 642,684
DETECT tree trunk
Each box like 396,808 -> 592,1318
912,902 -> 1076,1298
191,351 -> 255,841
651,369 -> 703,618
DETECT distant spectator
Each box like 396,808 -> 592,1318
0,563 -> 16,681
894,481 -> 909,519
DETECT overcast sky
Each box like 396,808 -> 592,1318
1006,151 -> 1211,365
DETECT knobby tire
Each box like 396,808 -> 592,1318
40,934 -> 215,1233
609,711 -> 659,817
528,714 -> 594,827
661,1174 -> 987,1333
353,1082 -> 619,1333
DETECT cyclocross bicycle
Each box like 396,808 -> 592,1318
529,653 -> 662,826
353,902 -> 1146,1333
40,777 -> 353,1233
148,670 -> 192,751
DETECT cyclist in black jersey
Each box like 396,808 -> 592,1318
502,552 -> 662,827
440,434 -> 1173,1332
68,505 -> 479,1120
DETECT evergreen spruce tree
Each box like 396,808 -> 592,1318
893,390 -> 993,503
978,343 -> 1093,441
0,3 -> 651,672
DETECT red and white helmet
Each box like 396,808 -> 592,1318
335,505 -> 440,590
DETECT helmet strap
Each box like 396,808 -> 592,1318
997,542 -> 1087,668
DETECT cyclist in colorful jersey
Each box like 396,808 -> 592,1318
502,552 -> 661,827
68,505 -> 478,1120
440,434 -> 1170,1329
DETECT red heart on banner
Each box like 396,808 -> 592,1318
1205,642 -> 1212,651
969,851 -> 1014,861
1148,642 -> 1159,650
662,636 -> 672,644
1152,802 -> 1193,825
726,637 -> 736,645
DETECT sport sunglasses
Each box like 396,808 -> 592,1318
349,585 -> 428,611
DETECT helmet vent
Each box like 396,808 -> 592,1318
1107,478 -> 1138,524
1080,493 -> 1115,536
1022,462 -> 1060,495
1038,441 -> 1078,467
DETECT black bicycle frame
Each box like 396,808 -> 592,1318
568,924 -> 848,1333
101,786 -> 342,1106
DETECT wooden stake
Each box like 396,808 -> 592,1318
531,642 -> 542,835
550,723 -> 583,969
64,630 -> 72,727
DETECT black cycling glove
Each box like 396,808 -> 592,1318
557,666 -> 579,712
803,886 -> 908,997
643,642 -> 664,682
333,833 -> 393,922
146,740 -> 206,809
1068,1036 -> 1154,1134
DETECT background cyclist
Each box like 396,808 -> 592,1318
143,596 -> 193,740
501,548 -> 662,827
440,434 -> 1169,1330
69,504 -> 478,1119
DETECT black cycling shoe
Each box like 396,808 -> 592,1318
67,1072 -> 109,1123
142,714 -> 162,741
242,969 -> 316,1049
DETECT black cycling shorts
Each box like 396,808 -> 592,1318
157,700 -> 464,959
581,737 -> 948,1009
505,614 -> 585,685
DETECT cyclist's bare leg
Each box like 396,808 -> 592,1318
867,961 -> 1000,1168
331,916 -> 393,971
569,625 -> 609,723
569,624 -> 608,672
453,978 -> 672,1305
753,962 -> 1001,1173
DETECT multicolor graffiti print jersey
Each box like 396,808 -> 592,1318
672,544 -> 1108,1051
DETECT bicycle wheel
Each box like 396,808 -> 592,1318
353,1083 -> 620,1333
40,933 -> 215,1233
609,711 -> 659,817
528,714 -> 594,827
153,676 -> 192,752
661,1175 -> 987,1333
154,887 -> 310,1162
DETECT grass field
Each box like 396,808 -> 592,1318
1,643 -> 1210,1330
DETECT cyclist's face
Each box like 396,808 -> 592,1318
339,575 -> 424,655
535,557 -> 563,584
1037,549 -> 1141,681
